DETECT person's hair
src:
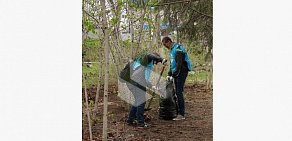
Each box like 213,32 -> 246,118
162,36 -> 172,43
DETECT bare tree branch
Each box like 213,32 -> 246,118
190,7 -> 213,18
83,10 -> 101,28
154,0 -> 191,6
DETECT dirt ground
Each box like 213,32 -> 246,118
82,84 -> 212,141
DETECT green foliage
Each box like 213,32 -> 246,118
186,71 -> 207,84
160,0 -> 213,49
89,100 -> 95,108
110,18 -> 119,26
83,64 -> 98,76
128,0 -> 149,9
84,38 -> 101,49
117,0 -> 123,6
122,40 -> 130,49
148,0 -> 159,7
82,0 -> 212,87
128,1 -> 136,8
82,63 -> 100,87
143,17 -> 151,22
83,19 -> 95,33
144,17 -> 154,29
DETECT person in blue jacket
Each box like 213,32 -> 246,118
123,52 -> 167,128
162,37 -> 192,120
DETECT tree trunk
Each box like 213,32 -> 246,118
109,41 -> 120,77
93,50 -> 103,119
129,3 -> 134,60
148,11 -> 152,51
135,7 -> 147,56
101,0 -> 109,140
83,75 -> 93,141
108,0 -> 124,66
156,10 -> 161,50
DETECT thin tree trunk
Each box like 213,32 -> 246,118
109,41 -> 120,77
156,10 -> 161,50
135,7 -> 147,56
205,46 -> 213,89
155,6 -> 162,73
101,0 -> 109,140
83,75 -> 93,141
207,50 -> 213,89
205,64 -> 209,89
108,0 -> 124,65
129,3 -> 134,60
93,50 -> 103,119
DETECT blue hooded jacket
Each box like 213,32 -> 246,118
131,52 -> 163,87
170,43 -> 192,77
133,59 -> 153,83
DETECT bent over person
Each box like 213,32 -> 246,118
119,52 -> 167,128
162,37 -> 192,120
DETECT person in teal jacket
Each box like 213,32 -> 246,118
162,36 -> 192,120
122,52 -> 167,128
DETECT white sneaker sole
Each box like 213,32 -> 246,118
172,118 -> 185,121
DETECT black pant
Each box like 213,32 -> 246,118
174,71 -> 188,116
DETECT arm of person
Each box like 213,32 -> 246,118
147,53 -> 164,63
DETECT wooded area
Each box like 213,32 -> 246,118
82,0 -> 212,140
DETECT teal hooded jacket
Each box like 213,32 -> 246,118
169,43 -> 192,77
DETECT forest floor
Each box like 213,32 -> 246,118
82,84 -> 212,141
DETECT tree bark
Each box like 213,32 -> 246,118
156,10 -> 161,50
108,0 -> 124,66
93,50 -> 103,119
109,40 -> 120,77
101,0 -> 109,140
135,6 -> 147,56
83,75 -> 93,141
128,2 -> 134,60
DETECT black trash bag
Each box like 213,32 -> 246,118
159,79 -> 178,120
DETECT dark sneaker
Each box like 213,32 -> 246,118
126,120 -> 137,126
137,122 -> 150,128
172,115 -> 185,121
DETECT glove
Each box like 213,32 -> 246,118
151,86 -> 161,91
166,76 -> 173,81
189,71 -> 195,75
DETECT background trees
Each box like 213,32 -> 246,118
83,0 -> 213,85
82,0 -> 212,140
